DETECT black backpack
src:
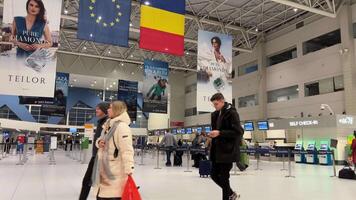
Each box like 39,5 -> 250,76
338,167 -> 356,180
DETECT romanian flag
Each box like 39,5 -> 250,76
139,0 -> 185,56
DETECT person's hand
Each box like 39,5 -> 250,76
30,44 -> 42,50
209,130 -> 220,138
127,173 -> 133,176
18,43 -> 33,51
98,140 -> 106,149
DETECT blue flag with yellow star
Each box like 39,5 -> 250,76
78,0 -> 131,47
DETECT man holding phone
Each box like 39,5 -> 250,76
208,93 -> 244,200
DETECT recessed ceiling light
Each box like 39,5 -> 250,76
293,8 -> 298,12
108,50 -> 111,54
130,55 -> 134,58
106,87 -> 109,90
64,9 -> 68,14
83,46 -> 87,50
144,1 -> 150,6
113,82 -> 116,85
110,85 -> 113,88
73,79 -> 77,82
131,72 -> 135,75
255,27 -> 259,32
121,63 -> 124,66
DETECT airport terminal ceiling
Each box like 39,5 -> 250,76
0,0 -> 347,72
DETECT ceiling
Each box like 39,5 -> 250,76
0,0 -> 346,72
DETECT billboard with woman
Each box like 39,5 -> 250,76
0,0 -> 62,97
197,30 -> 233,112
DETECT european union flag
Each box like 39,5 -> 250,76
78,0 -> 131,47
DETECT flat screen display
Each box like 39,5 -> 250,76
307,143 -> 315,150
186,128 -> 192,134
294,143 -> 302,150
179,128 -> 186,134
258,121 -> 269,130
244,122 -> 254,131
320,144 -> 328,151
197,127 -> 202,134
205,126 -> 211,133
172,129 -> 177,134
69,128 -> 77,133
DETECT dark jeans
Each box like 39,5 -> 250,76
97,197 -> 121,200
166,148 -> 173,165
79,157 -> 95,200
211,162 -> 234,200
150,94 -> 162,101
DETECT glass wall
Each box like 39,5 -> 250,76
238,94 -> 258,108
267,85 -> 299,103
238,62 -> 258,76
303,29 -> 341,55
267,47 -> 297,67
305,75 -> 344,97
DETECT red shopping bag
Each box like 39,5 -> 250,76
122,176 -> 142,200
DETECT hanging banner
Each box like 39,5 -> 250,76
143,60 -> 169,114
197,30 -> 233,112
78,0 -> 132,47
118,80 -> 138,121
0,0 -> 62,97
19,72 -> 69,117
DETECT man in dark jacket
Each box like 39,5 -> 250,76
79,102 -> 109,200
209,93 -> 244,200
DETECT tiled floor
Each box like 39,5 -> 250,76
0,150 -> 355,200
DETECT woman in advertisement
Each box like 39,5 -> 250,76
11,0 -> 52,58
197,35 -> 232,92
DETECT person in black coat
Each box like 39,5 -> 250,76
79,102 -> 110,200
208,93 -> 244,200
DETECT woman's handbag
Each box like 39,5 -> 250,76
122,175 -> 142,200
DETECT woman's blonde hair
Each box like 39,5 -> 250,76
111,101 -> 127,118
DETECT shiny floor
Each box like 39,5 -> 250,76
0,150 -> 355,200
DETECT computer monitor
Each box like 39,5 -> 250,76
257,121 -> 269,130
307,143 -> 315,151
320,144 -> 328,151
197,127 -> 202,134
180,128 -> 186,134
205,126 -> 211,133
69,128 -> 77,133
186,128 -> 192,134
172,129 -> 177,134
244,122 -> 254,131
294,143 -> 302,150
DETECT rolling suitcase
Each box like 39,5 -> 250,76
338,167 -> 356,180
199,160 -> 212,178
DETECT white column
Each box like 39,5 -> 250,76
257,39 -> 268,119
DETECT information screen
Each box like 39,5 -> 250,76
258,121 -> 269,130
244,122 -> 254,131
320,144 -> 328,151
307,143 -> 315,150
69,128 -> 77,133
205,126 -> 211,133
172,129 -> 177,134
197,127 -> 202,134
186,128 -> 192,134
295,143 -> 302,150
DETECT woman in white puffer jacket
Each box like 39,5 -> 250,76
92,101 -> 135,200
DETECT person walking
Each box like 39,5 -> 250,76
79,102 -> 110,200
352,131 -> 356,170
208,93 -> 243,200
160,132 -> 177,166
92,101 -> 135,200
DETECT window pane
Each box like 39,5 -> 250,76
268,85 -> 299,103
305,82 -> 319,97
238,94 -> 258,108
319,77 -> 334,94
303,29 -> 341,55
238,62 -> 258,76
267,47 -> 297,66
334,75 -> 344,91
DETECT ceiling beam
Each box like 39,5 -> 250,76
270,0 -> 337,18
60,15 -> 252,53
57,50 -> 198,72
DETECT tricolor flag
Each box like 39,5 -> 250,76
139,0 -> 186,56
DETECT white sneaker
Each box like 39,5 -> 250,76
229,192 -> 241,200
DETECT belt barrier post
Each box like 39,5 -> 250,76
330,150 -> 337,178
139,146 -> 145,166
255,149 -> 262,171
184,148 -> 192,173
281,151 -> 287,171
154,146 -> 162,169
285,149 -> 295,178
16,148 -> 24,165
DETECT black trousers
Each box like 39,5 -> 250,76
79,157 -> 95,200
211,162 -> 234,200
97,197 -> 121,200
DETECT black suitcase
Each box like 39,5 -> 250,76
338,167 -> 356,180
174,154 -> 183,166
199,160 -> 212,178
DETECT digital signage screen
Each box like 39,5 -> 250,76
186,128 -> 192,134
69,128 -> 77,133
244,122 -> 254,131
172,129 -> 177,134
204,126 -> 211,133
197,127 -> 202,134
257,121 -> 269,130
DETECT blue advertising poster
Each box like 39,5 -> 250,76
19,72 -> 69,117
143,59 -> 169,113
118,80 -> 138,121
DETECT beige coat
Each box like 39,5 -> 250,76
95,112 -> 135,198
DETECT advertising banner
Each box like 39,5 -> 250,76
0,0 -> 62,97
118,80 -> 138,121
19,72 -> 69,117
143,60 -> 169,113
197,30 -> 233,112
78,0 -> 131,47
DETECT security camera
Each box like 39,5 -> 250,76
320,104 -> 325,110
320,104 -> 334,115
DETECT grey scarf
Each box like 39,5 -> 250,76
91,121 -> 119,187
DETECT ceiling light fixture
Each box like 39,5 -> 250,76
144,1 -> 150,6
83,46 -> 87,50
255,27 -> 259,32
64,9 -> 68,14
121,63 -> 124,66
293,8 -> 298,12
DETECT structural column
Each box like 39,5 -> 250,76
257,38 -> 268,119
339,4 -> 356,115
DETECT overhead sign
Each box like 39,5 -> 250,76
338,116 -> 354,125
289,120 -> 319,127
